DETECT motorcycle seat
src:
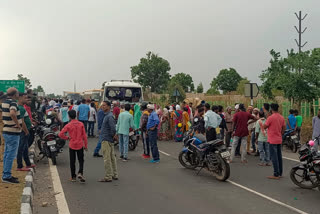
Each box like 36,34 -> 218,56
206,139 -> 224,146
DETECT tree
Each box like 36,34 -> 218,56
131,52 -> 171,93
33,85 -> 44,94
211,68 -> 242,94
170,73 -> 194,92
196,82 -> 204,93
168,82 -> 186,103
17,74 -> 32,89
260,48 -> 320,102
236,78 -> 250,95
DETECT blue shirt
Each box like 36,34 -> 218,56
100,111 -> 116,143
78,104 -> 90,121
147,111 -> 160,130
60,107 -> 69,123
97,109 -> 105,130
287,114 -> 296,130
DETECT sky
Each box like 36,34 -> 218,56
0,0 -> 319,94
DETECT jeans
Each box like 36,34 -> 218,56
258,141 -> 270,164
17,132 -> 31,169
101,141 -> 118,180
251,130 -> 256,152
79,120 -> 88,133
148,129 -> 160,161
231,136 -> 247,162
119,134 -> 129,158
141,131 -> 150,156
269,144 -> 283,177
2,134 -> 20,179
94,132 -> 102,155
88,121 -> 95,136
69,148 -> 84,178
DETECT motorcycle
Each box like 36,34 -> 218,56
114,130 -> 138,151
34,118 -> 65,165
178,122 -> 231,181
283,129 -> 300,153
290,137 -> 320,190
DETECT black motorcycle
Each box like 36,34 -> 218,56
179,125 -> 231,181
34,118 -> 65,165
114,130 -> 138,151
283,129 -> 300,153
290,137 -> 320,190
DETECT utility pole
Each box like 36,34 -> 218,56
294,11 -> 308,54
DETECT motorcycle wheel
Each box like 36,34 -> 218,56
290,168 -> 319,189
178,151 -> 198,169
129,139 -> 137,151
51,152 -> 57,165
292,142 -> 298,153
213,154 -> 230,181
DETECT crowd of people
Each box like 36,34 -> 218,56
1,86 -> 316,184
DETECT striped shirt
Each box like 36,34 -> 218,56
1,98 -> 22,135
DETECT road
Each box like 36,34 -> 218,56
54,138 -> 320,214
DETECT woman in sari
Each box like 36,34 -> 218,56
173,105 -> 183,130
159,108 -> 169,141
182,107 -> 190,133
174,123 -> 183,142
169,106 -> 175,140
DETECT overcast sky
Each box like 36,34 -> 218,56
0,0 -> 319,94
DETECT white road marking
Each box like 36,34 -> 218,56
227,180 -> 308,214
160,149 -> 307,214
159,150 -> 171,156
283,156 -> 299,162
49,160 -> 71,214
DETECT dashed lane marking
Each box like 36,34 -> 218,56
159,150 -> 171,156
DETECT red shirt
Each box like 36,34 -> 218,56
69,105 -> 74,111
113,107 -> 120,120
59,120 -> 88,150
233,111 -> 254,137
24,104 -> 33,123
265,113 -> 285,144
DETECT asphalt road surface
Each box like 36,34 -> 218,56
55,138 -> 320,214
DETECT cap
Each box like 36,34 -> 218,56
147,104 -> 155,110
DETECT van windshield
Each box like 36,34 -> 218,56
105,87 -> 141,102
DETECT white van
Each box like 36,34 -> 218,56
103,80 -> 143,103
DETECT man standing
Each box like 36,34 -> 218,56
204,103 -> 222,142
230,104 -> 255,163
93,104 -> 105,157
287,109 -> 297,131
1,88 -> 22,183
264,103 -> 286,179
112,101 -> 120,122
116,104 -> 134,161
147,104 -> 160,163
88,103 -> 97,137
140,103 -> 150,159
17,93 -> 35,171
77,99 -> 90,133
312,109 -> 320,151
0,91 -> 7,162
99,101 -> 118,182
225,106 -> 233,148
295,110 -> 302,140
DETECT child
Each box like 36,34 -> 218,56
59,110 -> 88,182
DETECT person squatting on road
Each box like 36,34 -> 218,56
264,103 -> 286,180
116,103 -> 135,162
59,110 -> 88,183
99,101 -> 118,182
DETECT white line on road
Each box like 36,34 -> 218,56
49,160 -> 71,214
159,150 -> 171,156
283,156 -> 299,162
227,180 -> 308,214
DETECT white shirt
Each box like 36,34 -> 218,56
89,107 -> 96,122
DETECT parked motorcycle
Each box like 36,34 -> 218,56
290,138 -> 320,190
283,129 -> 300,153
34,118 -> 65,165
179,123 -> 231,181
114,130 -> 138,151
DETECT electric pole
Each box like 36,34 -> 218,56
294,11 -> 308,53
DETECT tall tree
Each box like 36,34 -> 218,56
236,78 -> 250,95
170,73 -> 194,92
211,68 -> 242,94
33,85 -> 44,93
131,52 -> 171,93
196,82 -> 204,93
17,74 -> 32,89
260,48 -> 320,102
